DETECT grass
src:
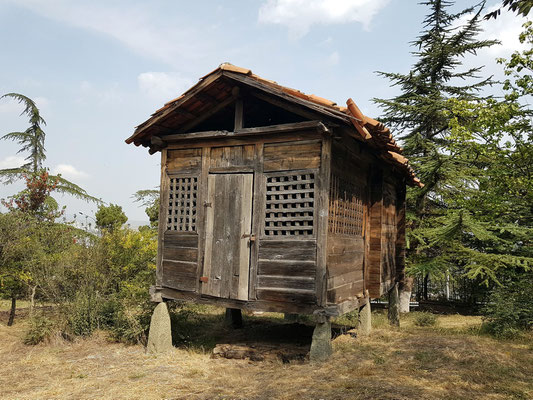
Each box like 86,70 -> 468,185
1,307 -> 532,400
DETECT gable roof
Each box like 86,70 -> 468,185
126,63 -> 422,187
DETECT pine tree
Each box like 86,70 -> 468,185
374,0 -> 499,310
0,93 -> 100,204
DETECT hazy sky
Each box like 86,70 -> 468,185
0,0 -> 528,223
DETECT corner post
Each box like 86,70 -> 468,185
224,308 -> 243,328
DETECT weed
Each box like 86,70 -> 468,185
414,312 -> 438,327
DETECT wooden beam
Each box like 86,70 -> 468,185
234,98 -> 243,130
160,120 -> 329,142
128,71 -> 223,143
223,71 -> 351,123
177,94 -> 238,133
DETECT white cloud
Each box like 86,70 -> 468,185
258,0 -> 390,38
0,156 -> 25,169
52,164 -> 89,180
137,72 -> 193,103
9,0 -> 207,68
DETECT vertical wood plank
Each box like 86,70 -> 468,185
197,147 -> 210,293
156,149 -> 169,288
249,144 -> 264,300
237,174 -> 253,300
201,175 -> 216,296
234,98 -> 243,130
316,138 -> 330,306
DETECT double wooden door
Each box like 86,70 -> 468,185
201,173 -> 253,300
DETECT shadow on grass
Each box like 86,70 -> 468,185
168,303 -> 353,354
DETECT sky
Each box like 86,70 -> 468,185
0,0 -> 528,224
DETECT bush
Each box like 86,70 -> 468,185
414,312 -> 438,327
24,312 -> 55,345
482,271 -> 533,338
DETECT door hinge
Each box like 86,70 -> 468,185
204,202 -> 212,207
241,233 -> 256,242
200,276 -> 209,283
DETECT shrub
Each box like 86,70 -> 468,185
24,312 -> 55,345
482,271 -> 533,338
414,312 -> 438,327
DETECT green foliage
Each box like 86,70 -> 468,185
485,0 -> 533,19
482,271 -> 533,338
375,2 -> 532,294
133,189 -> 159,229
95,203 -> 128,232
413,312 -> 438,327
24,312 -> 56,345
0,93 -> 46,177
0,92 -> 99,203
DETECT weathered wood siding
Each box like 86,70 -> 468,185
256,139 -> 322,304
326,139 -> 370,305
380,174 -> 397,293
157,130 -> 325,309
161,232 -> 198,291
256,239 -> 317,303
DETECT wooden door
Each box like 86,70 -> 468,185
202,173 -> 253,300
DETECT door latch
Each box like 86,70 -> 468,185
241,233 -> 256,242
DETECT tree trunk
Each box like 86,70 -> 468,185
29,285 -> 37,317
423,273 -> 429,300
398,276 -> 413,313
388,283 -> 400,327
7,296 -> 16,326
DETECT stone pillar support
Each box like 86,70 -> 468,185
147,302 -> 173,354
310,315 -> 332,362
357,296 -> 372,336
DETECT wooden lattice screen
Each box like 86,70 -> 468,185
264,172 -> 315,236
329,174 -> 364,236
167,176 -> 198,232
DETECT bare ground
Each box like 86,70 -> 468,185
1,307 -> 532,400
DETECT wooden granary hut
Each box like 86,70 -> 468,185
127,63 -> 421,356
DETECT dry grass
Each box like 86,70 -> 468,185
1,308 -> 532,400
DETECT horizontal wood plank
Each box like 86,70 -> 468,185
257,260 -> 316,276
264,141 -> 321,171
256,288 -> 316,304
257,276 -> 315,291
166,148 -> 202,172
258,239 -> 317,261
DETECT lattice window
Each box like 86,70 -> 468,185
167,176 -> 198,232
265,172 -> 315,236
329,174 -> 364,236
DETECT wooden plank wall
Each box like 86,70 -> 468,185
256,139 -> 322,304
161,231 -> 198,291
367,166 -> 383,298
256,240 -> 317,304
160,148 -> 202,292
159,134 -> 324,307
380,173 -> 398,294
326,139 -> 370,305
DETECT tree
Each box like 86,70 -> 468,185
0,93 -> 99,202
95,204 -> 128,232
0,212 -> 39,325
485,0 -> 533,19
374,0 -> 499,310
133,189 -> 159,229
